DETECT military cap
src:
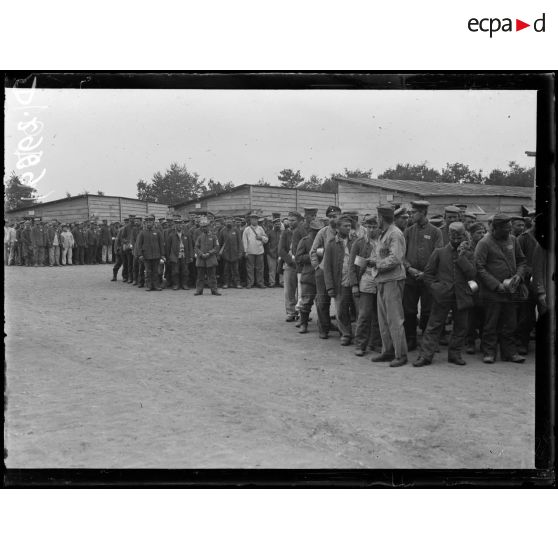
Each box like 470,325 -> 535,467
468,222 -> 486,234
444,205 -> 461,214
410,200 -> 430,210
491,213 -> 511,225
429,215 -> 444,227
129,214 -> 136,219
448,221 -> 466,233
257,217 -> 265,223
377,205 -> 394,218
337,215 -> 353,225
173,217 -> 183,223
363,215 -> 378,225
308,219 -> 323,231
144,214 -> 155,221
158,217 -> 165,222
288,210 -> 302,219
123,217 -> 130,223
326,205 -> 342,217
303,207 -> 318,215
394,207 -> 409,218
342,210 -> 359,223
248,212 -> 259,219
273,218 -> 281,224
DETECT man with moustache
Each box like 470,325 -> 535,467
136,215 -> 166,292
310,205 -> 341,339
474,213 -> 527,364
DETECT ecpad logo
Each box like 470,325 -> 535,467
468,13 -> 546,37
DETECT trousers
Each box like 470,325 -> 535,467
223,259 -> 240,286
144,259 -> 161,290
481,301 -> 518,359
48,245 -> 60,266
246,253 -> 264,287
314,267 -> 332,335
420,300 -> 469,360
33,245 -> 45,266
403,276 -> 433,343
61,247 -> 73,265
102,244 -> 112,263
334,286 -> 354,340
354,292 -> 382,350
266,255 -> 279,287
516,299 -> 536,350
196,266 -> 217,292
283,265 -> 298,317
377,279 -> 407,359
171,259 -> 189,287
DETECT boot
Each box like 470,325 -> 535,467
111,271 -> 117,281
299,312 -> 309,334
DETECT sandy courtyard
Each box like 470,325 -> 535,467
4,264 -> 535,468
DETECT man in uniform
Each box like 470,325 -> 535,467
166,217 -> 193,290
413,222 -> 476,367
194,216 -> 221,295
439,206 -> 462,245
100,219 -> 112,263
394,207 -> 410,232
279,211 -> 301,321
136,215 -> 165,291
120,215 -> 135,281
130,216 -> 144,285
511,216 -> 526,238
310,205 -> 341,338
474,213 -> 527,363
218,217 -> 243,289
370,205 -> 408,367
323,215 -> 355,346
111,218 -> 128,280
21,219 -> 33,266
265,217 -> 282,288
242,213 -> 268,289
31,217 -> 47,267
85,222 -> 97,265
403,200 -> 443,351
462,212 -> 477,232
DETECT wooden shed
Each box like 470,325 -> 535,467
336,177 -> 535,222
172,184 -> 339,218
5,194 -> 170,223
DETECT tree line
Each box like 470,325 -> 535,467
4,160 -> 534,211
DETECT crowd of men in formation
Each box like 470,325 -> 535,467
5,201 -> 547,368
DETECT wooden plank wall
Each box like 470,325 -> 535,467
88,196 -> 122,222
338,184 -> 405,214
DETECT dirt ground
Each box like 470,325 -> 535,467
4,264 -> 535,469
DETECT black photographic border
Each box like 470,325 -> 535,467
2,71 -> 555,488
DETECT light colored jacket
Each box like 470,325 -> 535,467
61,231 -> 75,249
242,225 -> 268,255
5,226 -> 17,244
372,224 -> 406,284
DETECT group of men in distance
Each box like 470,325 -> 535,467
281,202 -> 546,368
4,217 -> 116,267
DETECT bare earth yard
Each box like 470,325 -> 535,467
4,264 -> 534,468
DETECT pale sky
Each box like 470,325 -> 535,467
4,88 -> 536,201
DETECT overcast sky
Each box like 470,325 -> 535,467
4,88 -> 536,201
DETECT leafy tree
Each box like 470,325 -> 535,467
277,169 -> 304,189
205,179 -> 235,195
343,167 -> 373,180
378,162 -> 441,182
137,162 -> 206,205
298,174 -> 323,191
440,162 -> 483,184
4,171 -> 38,211
485,161 -> 534,188
320,175 -> 339,193
256,178 -> 272,187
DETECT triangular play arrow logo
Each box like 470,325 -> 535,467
516,19 -> 530,31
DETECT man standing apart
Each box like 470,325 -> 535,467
474,213 -> 527,364
413,222 -> 476,367
370,205 -> 408,367
310,205 -> 341,338
403,200 -> 443,350
242,213 -> 268,289
194,216 -> 221,296
323,215 -> 355,346
136,215 -> 166,292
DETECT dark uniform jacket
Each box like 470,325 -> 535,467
278,228 -> 295,268
323,234 -> 354,297
194,230 -> 219,267
31,225 -> 47,247
86,229 -> 97,246
474,233 -> 527,303
404,221 -> 443,272
73,228 -> 86,247
295,235 -> 316,285
21,228 -> 33,247
218,227 -> 243,261
100,224 -> 112,245
166,230 -> 194,263
45,227 -> 59,247
136,229 -> 165,260
423,244 -> 477,310
265,228 -> 282,259
291,223 -> 309,272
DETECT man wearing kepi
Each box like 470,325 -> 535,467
136,215 -> 166,292
323,215 -> 355,346
370,205 -> 408,367
194,216 -> 221,296
279,211 -> 301,321
242,213 -> 268,288
403,200 -> 443,351
474,213 -> 527,364
166,217 -> 194,290
310,205 -> 341,339
413,222 -> 476,367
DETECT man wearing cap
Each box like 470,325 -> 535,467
166,218 -> 194,290
85,222 -> 96,265
265,218 -> 282,288
129,216 -> 144,285
242,213 -> 268,289
60,224 -> 75,265
30,218 -> 46,267
403,200 -> 443,351
350,215 -> 382,356
136,216 -> 165,291
440,206 -> 462,245
474,213 -> 527,364
462,212 -> 477,231
119,216 -> 135,280
45,221 -> 61,266
99,219 -> 112,263
194,216 -> 221,295
370,205 -> 408,367
394,207 -> 409,232
279,211 -> 301,320
413,222 -> 476,367
110,221 -> 126,281
294,219 -> 322,334
73,223 -> 86,265
310,205 -> 341,338
217,217 -> 243,289
323,215 -> 355,345
20,220 -> 33,266
510,216 -> 526,238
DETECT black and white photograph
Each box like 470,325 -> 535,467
3,73 -> 554,481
